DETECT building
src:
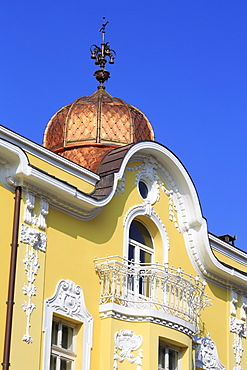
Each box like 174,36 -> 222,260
1,25 -> 247,370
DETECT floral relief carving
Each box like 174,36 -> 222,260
230,316 -> 246,370
195,335 -> 226,370
22,241 -> 40,343
113,330 -> 143,370
20,223 -> 47,343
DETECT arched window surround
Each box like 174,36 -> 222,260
123,205 -> 170,265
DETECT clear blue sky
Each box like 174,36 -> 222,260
1,1 -> 247,251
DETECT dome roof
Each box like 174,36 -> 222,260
43,89 -> 155,172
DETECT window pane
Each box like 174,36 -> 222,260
62,325 -> 73,350
138,181 -> 148,199
169,349 -> 178,370
140,250 -> 151,264
61,358 -> 72,370
128,244 -> 135,262
129,220 -> 153,248
51,321 -> 59,345
50,354 -> 57,370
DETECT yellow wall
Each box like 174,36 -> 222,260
1,154 -> 247,370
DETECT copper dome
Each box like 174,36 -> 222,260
43,89 -> 155,172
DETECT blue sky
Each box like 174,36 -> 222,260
1,1 -> 247,251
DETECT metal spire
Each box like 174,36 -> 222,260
90,18 -> 116,89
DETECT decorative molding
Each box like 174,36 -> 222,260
99,305 -> 194,337
24,192 -> 35,224
113,330 -> 143,370
38,198 -> 49,229
135,158 -> 160,205
231,290 -> 238,316
194,335 -> 226,370
22,242 -> 40,343
24,193 -> 49,230
20,223 -> 47,343
230,316 -> 246,370
22,182 -> 102,221
20,224 -> 47,252
117,157 -> 181,233
43,279 -> 93,370
241,296 -> 247,321
115,173 -> 126,195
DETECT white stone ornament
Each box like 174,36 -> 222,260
241,295 -> 247,321
20,223 -> 47,343
38,198 -> 49,229
43,280 -> 93,370
22,243 -> 40,343
24,192 -> 35,224
195,335 -> 226,370
20,224 -> 47,251
114,330 -> 143,370
231,290 -> 238,316
230,316 -> 246,370
46,279 -> 90,320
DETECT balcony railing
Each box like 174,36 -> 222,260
94,255 -> 211,327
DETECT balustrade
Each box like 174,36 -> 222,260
94,256 -> 211,327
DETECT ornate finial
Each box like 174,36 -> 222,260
90,18 -> 116,89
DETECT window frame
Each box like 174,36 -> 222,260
158,341 -> 182,370
42,279 -> 93,370
123,206 -> 169,265
50,317 -> 77,370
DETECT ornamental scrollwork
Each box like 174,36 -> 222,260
113,330 -> 143,370
195,335 -> 226,370
45,279 -> 92,322
21,239 -> 40,343
20,222 -> 47,343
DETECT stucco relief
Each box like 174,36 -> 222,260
43,279 -> 93,370
241,295 -> 247,320
195,335 -> 226,370
231,290 -> 238,316
21,223 -> 46,343
116,156 -> 181,232
230,316 -> 246,370
20,194 -> 48,344
21,224 -> 47,252
113,330 -> 143,370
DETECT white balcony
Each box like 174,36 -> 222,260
94,256 -> 211,329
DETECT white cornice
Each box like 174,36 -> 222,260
99,303 -> 195,337
0,125 -> 99,185
209,233 -> 247,267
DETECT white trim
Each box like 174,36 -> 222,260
42,280 -> 93,370
209,233 -> 247,267
99,302 -> 195,337
0,125 -> 99,185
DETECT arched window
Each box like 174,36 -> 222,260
128,220 -> 154,296
128,220 -> 154,264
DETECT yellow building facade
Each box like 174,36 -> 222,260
1,37 -> 247,370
